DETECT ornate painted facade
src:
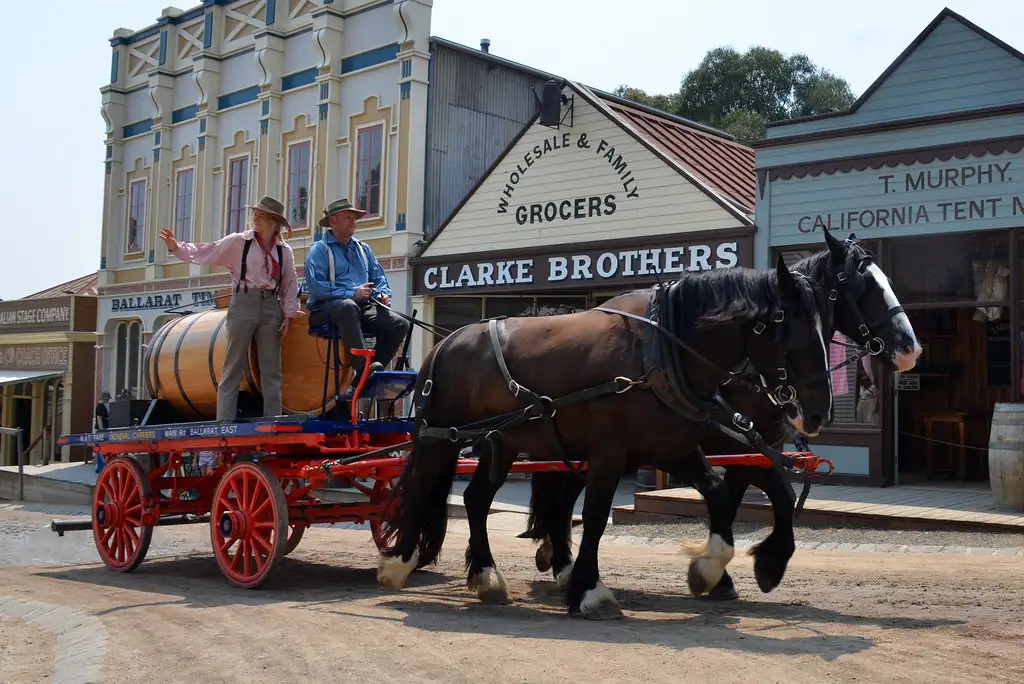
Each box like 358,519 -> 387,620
97,0 -> 432,401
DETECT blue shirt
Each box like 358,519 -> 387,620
304,231 -> 391,310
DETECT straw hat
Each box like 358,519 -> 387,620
318,198 -> 366,227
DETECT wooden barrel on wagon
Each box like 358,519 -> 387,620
988,403 -> 1024,511
143,304 -> 353,419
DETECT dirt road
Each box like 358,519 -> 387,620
2,514 -> 1023,683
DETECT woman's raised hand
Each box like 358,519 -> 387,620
159,228 -> 179,253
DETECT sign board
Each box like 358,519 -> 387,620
0,297 -> 73,334
108,290 -> 218,313
896,374 -> 920,391
0,344 -> 69,371
768,147 -> 1024,245
412,234 -> 752,296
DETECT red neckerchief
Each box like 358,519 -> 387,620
254,232 -> 281,283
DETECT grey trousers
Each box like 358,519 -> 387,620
218,288 -> 284,421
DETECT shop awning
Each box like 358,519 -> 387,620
0,370 -> 65,387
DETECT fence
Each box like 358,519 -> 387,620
0,427 -> 25,501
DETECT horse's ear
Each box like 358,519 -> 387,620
847,232 -> 857,241
776,253 -> 799,298
823,227 -> 845,263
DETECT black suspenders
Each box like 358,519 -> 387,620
236,238 -> 284,295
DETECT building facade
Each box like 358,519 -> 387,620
97,0 -> 433,400
753,8 -> 1024,486
0,275 -> 98,465
408,56 -> 757,366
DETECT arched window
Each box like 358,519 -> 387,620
114,321 -> 144,398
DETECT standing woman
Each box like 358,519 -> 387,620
159,195 -> 302,422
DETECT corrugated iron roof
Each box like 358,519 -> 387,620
22,272 -> 99,299
601,98 -> 757,213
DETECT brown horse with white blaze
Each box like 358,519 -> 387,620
376,255 -> 837,619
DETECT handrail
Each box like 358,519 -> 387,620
0,427 -> 25,501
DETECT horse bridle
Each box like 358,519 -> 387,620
743,273 -> 837,411
824,247 -> 907,374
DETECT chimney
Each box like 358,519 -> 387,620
480,38 -> 491,53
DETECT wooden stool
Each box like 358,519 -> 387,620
924,411 -> 968,481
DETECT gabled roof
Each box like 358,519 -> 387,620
22,273 -> 99,299
767,7 -> 1024,129
602,97 -> 756,212
418,37 -> 756,256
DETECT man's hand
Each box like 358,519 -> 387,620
354,282 -> 374,301
159,228 -> 179,253
280,316 -> 292,335
377,293 -> 392,306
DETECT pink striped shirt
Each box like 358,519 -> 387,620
172,229 -> 299,319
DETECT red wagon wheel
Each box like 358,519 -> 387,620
210,462 -> 288,589
92,456 -> 153,573
284,523 -> 307,556
369,476 -> 402,553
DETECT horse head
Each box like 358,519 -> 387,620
743,255 -> 835,438
821,228 -> 922,373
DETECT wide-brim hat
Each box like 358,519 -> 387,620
246,195 -> 291,229
318,198 -> 366,227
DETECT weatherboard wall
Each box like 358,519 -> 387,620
754,9 -> 1024,256
764,13 -> 1024,138
422,91 -> 741,258
422,41 -> 550,240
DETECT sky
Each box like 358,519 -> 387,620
2,0 -> 1022,301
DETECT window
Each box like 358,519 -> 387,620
114,321 -> 144,399
286,141 -> 311,228
174,168 -> 194,242
126,179 -> 146,254
355,123 -> 384,217
888,231 -> 1010,307
226,156 -> 249,234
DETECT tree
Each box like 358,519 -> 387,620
612,46 -> 856,145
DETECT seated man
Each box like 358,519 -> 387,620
304,198 -> 411,387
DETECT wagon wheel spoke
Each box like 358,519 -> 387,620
211,462 -> 287,589
92,458 -> 153,574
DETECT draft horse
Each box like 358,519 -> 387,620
377,254 -> 837,619
521,229 -> 923,601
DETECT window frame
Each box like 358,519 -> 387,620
113,320 -> 144,398
353,121 -> 385,220
225,154 -> 250,235
173,167 -> 195,243
126,178 -> 147,256
285,139 -> 312,229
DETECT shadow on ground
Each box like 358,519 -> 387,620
33,551 -> 964,660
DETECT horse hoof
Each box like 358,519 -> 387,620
579,582 -> 623,620
377,550 -> 419,589
753,555 -> 788,593
687,557 -> 724,596
535,540 -> 553,573
554,561 -> 574,589
468,567 -> 511,605
707,583 -> 740,601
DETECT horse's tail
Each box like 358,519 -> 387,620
382,340 -> 459,567
517,470 -> 570,541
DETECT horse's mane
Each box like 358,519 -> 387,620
661,266 -> 799,332
789,237 -> 875,281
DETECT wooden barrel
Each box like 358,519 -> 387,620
988,403 -> 1024,511
144,306 -> 352,419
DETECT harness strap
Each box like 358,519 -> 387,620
487,318 -> 578,476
